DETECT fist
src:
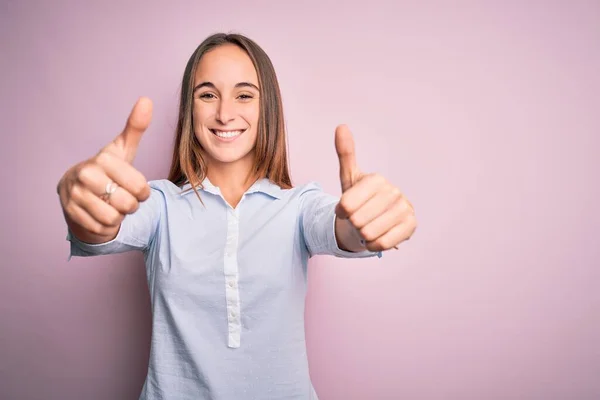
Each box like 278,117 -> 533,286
57,97 -> 153,238
335,125 -> 417,252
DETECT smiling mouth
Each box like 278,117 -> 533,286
210,129 -> 246,139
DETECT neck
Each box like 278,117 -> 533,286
206,156 -> 258,208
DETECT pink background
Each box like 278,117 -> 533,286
2,1 -> 599,399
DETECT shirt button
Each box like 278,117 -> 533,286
230,311 -> 236,318
228,281 -> 236,288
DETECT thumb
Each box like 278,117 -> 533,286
112,97 -> 153,163
335,124 -> 360,192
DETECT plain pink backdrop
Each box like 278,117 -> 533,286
2,1 -> 599,399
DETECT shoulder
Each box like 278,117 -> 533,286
283,181 -> 339,208
251,179 -> 328,203
274,181 -> 328,202
295,181 -> 324,193
147,179 -> 186,197
138,179 -> 186,210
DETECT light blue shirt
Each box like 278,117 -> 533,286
67,178 -> 379,400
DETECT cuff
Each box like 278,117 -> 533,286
66,225 -> 124,260
328,206 -> 383,259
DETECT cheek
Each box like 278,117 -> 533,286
244,108 -> 260,141
192,102 -> 212,129
242,103 -> 260,124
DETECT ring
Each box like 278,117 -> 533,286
102,180 -> 118,203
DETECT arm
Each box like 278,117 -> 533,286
56,97 -> 156,254
66,185 -> 161,258
299,183 -> 380,259
333,125 -> 417,252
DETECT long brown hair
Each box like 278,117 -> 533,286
167,33 -> 292,196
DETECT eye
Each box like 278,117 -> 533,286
199,93 -> 216,99
237,94 -> 254,101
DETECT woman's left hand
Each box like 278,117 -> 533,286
334,125 -> 417,252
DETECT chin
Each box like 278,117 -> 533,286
205,148 -> 255,166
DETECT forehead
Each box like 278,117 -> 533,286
194,44 -> 258,86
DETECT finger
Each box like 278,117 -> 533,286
69,184 -> 124,227
93,152 -> 151,201
112,97 -> 153,163
365,217 -> 417,252
76,163 -> 113,196
358,200 -> 412,243
77,165 -> 140,215
406,198 -> 415,215
348,187 -> 403,229
335,124 -> 359,192
99,185 -> 140,215
64,202 -> 112,236
335,173 -> 386,219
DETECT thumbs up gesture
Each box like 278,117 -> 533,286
57,97 -> 153,241
334,125 -> 417,252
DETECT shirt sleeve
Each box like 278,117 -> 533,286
299,182 -> 382,259
66,185 -> 163,259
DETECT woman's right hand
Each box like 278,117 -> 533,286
57,97 -> 153,243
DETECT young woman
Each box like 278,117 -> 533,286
57,33 -> 417,400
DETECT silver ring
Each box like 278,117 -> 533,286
102,181 -> 118,203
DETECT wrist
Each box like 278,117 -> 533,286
334,216 -> 366,252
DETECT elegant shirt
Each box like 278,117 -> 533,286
67,178 -> 380,400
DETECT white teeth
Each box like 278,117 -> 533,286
213,130 -> 242,138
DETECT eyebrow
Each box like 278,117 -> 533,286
193,81 -> 260,94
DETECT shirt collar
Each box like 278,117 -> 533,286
179,177 -> 284,199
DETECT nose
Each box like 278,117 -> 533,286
216,98 -> 235,124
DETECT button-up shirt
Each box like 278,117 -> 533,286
68,178 -> 379,400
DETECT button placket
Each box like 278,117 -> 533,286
224,200 -> 243,348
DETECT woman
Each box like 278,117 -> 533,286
57,33 -> 417,400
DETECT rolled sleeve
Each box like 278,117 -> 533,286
299,182 -> 382,259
